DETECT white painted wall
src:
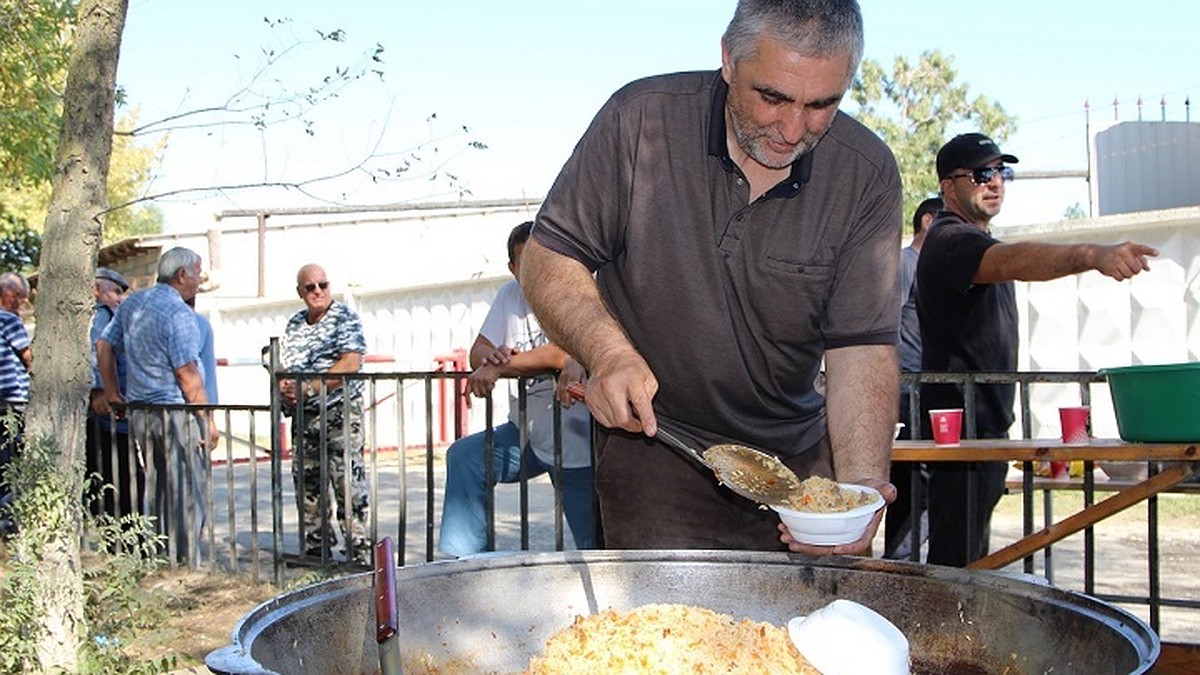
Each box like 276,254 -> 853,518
155,200 -> 1200,446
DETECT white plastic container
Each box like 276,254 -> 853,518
771,484 -> 884,546
788,599 -> 910,675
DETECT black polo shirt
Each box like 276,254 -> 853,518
534,70 -> 901,454
916,212 -> 1017,436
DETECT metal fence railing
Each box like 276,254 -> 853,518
899,370 -> 1199,639
88,368 -> 1197,641
106,368 -> 584,586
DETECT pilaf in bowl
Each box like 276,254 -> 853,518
772,476 -> 884,546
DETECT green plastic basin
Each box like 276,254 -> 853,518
1100,362 -> 1200,442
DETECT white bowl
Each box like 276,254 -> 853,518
788,599 -> 910,675
771,484 -> 884,546
1098,461 -> 1149,481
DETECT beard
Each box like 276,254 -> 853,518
726,100 -> 825,170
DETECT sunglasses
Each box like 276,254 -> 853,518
949,165 -> 1014,185
302,281 -> 330,293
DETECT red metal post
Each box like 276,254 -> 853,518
433,349 -> 469,444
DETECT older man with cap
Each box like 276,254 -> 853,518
86,267 -> 143,525
915,132 -> 1159,566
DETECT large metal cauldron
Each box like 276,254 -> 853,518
206,550 -> 1158,674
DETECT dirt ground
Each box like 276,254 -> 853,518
131,570 -> 279,673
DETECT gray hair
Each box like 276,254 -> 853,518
157,247 -> 202,283
0,272 -> 29,296
723,0 -> 864,80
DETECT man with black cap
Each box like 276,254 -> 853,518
95,267 -> 129,306
86,267 -> 142,524
915,133 -> 1159,566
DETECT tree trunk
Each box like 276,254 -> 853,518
24,0 -> 128,669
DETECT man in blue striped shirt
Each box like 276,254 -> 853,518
97,248 -> 217,562
0,272 -> 31,534
0,272 -> 32,406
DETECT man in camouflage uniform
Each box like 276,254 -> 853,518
279,264 -> 370,564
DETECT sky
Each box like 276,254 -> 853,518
114,1 -> 1200,233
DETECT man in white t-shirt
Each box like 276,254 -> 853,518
439,222 -> 595,557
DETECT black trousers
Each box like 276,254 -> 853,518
85,415 -> 143,522
925,459 -> 1008,567
0,403 -> 24,496
885,394 -> 929,559
917,387 -> 1012,567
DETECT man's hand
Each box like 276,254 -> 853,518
467,364 -> 502,398
194,410 -> 220,450
479,344 -> 518,367
555,357 -> 588,407
520,237 -> 655,429
583,347 -> 659,434
205,415 -> 220,450
778,478 -> 896,556
1093,241 -> 1158,281
96,389 -> 126,419
96,339 -> 125,418
280,378 -> 298,407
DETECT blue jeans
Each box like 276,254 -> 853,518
439,421 -> 595,557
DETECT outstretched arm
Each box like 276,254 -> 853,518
519,237 -> 658,434
976,240 -> 1157,284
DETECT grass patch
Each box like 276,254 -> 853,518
995,488 -> 1200,525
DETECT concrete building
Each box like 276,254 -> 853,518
1091,120 -> 1200,216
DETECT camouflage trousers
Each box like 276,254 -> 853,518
290,399 -> 370,556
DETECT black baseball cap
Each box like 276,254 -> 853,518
936,133 -> 1019,180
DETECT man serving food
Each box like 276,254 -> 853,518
521,0 -> 901,554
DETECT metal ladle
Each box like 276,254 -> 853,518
566,383 -> 803,505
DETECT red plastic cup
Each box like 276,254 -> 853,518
1059,406 -> 1091,444
1049,461 -> 1071,480
929,409 -> 963,446
1054,406 -> 1090,480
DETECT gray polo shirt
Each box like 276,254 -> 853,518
534,70 -> 901,455
899,244 -> 922,380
